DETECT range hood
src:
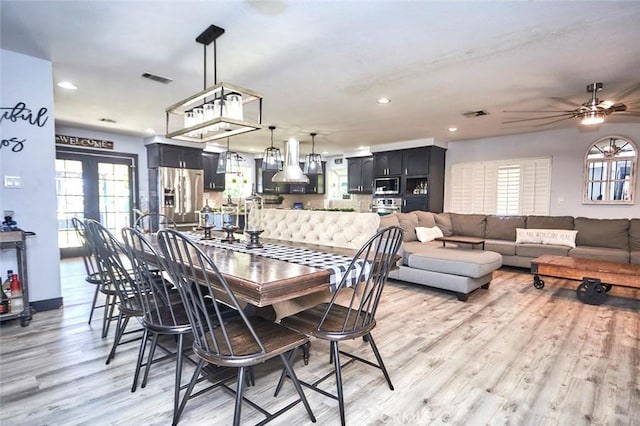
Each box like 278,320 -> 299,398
272,138 -> 310,183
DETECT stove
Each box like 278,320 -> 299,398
371,198 -> 402,215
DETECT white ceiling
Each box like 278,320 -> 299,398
2,1 -> 640,155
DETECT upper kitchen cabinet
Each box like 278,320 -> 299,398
347,156 -> 373,194
255,159 -> 289,194
289,161 -> 326,194
373,151 -> 403,176
202,152 -> 225,192
403,147 -> 430,176
147,143 -> 203,169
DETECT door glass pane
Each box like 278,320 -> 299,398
98,162 -> 131,235
56,159 -> 84,248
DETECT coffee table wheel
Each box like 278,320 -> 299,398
533,275 -> 545,289
576,278 -> 607,305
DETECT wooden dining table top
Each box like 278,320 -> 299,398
149,233 -> 356,307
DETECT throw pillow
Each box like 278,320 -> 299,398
415,226 -> 444,243
434,213 -> 453,237
516,228 -> 578,248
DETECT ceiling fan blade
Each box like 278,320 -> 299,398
503,109 -> 574,113
550,96 -> 581,108
614,111 -> 640,116
502,113 -> 575,124
611,83 -> 640,101
532,116 -> 575,127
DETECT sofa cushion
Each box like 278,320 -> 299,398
407,248 -> 502,278
434,213 -> 453,236
515,243 -> 571,258
485,239 -> 517,256
415,211 -> 437,228
574,217 -> 629,250
630,219 -> 640,251
569,246 -> 629,264
485,216 -> 526,241
631,219 -> 640,251
379,213 -> 400,229
395,212 -> 419,242
449,213 -> 486,238
526,215 -> 574,230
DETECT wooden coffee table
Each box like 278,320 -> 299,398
530,255 -> 640,305
435,236 -> 485,250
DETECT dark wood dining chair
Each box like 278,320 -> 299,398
156,229 -> 317,426
121,226 -> 194,421
71,217 -> 118,338
274,225 -> 404,426
84,219 -> 145,365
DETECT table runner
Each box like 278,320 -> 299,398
185,232 -> 369,291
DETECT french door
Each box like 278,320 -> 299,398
56,147 -> 138,257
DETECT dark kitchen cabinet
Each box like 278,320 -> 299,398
255,159 -> 289,194
373,151 -> 403,176
202,152 -> 225,192
147,143 -> 203,169
403,147 -> 430,176
401,195 -> 429,213
347,156 -> 373,194
289,162 -> 326,194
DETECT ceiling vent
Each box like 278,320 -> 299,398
462,110 -> 489,118
99,118 -> 116,123
141,72 -> 173,84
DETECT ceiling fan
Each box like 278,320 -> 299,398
503,82 -> 640,127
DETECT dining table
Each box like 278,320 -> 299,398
148,230 -> 359,320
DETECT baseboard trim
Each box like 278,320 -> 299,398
30,297 -> 63,312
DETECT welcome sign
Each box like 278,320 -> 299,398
55,134 -> 114,150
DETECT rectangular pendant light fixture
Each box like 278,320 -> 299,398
165,25 -> 263,143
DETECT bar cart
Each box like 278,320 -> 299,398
0,230 -> 34,327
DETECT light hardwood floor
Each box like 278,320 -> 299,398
1,259 -> 638,425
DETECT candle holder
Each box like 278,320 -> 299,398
221,195 -> 239,243
244,190 -> 264,248
199,200 -> 215,240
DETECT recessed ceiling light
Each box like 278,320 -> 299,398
448,127 -> 458,132
321,151 -> 328,155
144,128 -> 156,134
358,146 -> 369,150
377,97 -> 391,104
57,81 -> 78,90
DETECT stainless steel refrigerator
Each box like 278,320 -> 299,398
149,167 -> 203,226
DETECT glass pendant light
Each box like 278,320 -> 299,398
303,132 -> 323,175
262,125 -> 282,171
216,136 -> 242,173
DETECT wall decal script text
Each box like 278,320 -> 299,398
0,102 -> 51,153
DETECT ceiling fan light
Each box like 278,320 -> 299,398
581,111 -> 605,125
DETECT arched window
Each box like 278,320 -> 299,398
583,136 -> 636,204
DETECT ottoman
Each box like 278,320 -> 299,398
390,247 -> 503,301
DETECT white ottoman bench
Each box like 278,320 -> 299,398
390,247 -> 503,301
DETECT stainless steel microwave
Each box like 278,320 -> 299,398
374,177 -> 400,195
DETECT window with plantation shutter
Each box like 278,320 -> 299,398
450,157 -> 551,215
496,165 -> 520,215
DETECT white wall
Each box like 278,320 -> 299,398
0,49 -> 61,303
445,123 -> 640,219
